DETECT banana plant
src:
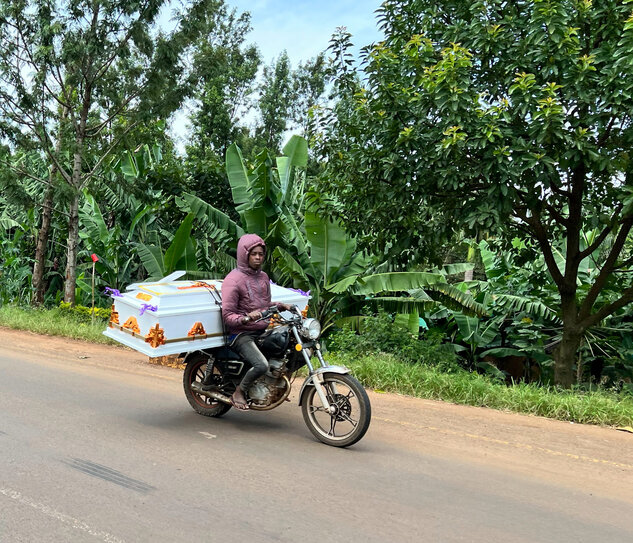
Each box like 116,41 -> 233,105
78,191 -> 160,289
136,213 -> 199,280
178,135 -> 485,332
176,135 -> 312,273
273,211 -> 486,332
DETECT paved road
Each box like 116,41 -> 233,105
1,328 -> 632,542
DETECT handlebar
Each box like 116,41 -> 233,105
243,305 -> 299,324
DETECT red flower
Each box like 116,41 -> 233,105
91,253 -> 99,262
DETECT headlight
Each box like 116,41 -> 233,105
301,318 -> 321,339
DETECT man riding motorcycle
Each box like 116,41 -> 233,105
219,234 -> 291,410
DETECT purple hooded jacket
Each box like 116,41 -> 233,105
221,234 -> 273,334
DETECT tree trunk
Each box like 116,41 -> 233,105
553,327 -> 583,388
32,187 -> 54,306
63,193 -> 80,305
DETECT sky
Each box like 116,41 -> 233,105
167,0 -> 384,149
225,0 -> 384,66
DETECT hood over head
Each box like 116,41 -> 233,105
236,233 -> 266,272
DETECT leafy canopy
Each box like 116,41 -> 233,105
320,0 -> 633,385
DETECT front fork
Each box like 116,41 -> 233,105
292,328 -> 335,413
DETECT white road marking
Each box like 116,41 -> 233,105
198,432 -> 217,439
0,486 -> 125,543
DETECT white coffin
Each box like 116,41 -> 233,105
102,279 -> 310,357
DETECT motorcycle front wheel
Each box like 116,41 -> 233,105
301,373 -> 371,447
183,353 -> 232,417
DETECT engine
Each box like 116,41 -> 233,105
246,359 -> 289,407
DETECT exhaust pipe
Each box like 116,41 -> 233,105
191,382 -> 232,405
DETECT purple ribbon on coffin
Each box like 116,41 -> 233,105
105,287 -> 123,298
139,304 -> 158,316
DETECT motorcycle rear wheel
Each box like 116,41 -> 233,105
301,373 -> 371,447
183,354 -> 232,417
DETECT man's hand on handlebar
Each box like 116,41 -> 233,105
241,310 -> 263,324
241,304 -> 295,324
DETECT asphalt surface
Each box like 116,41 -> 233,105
1,328 -> 632,542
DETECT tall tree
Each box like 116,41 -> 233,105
291,52 -> 327,141
255,51 -> 295,154
185,4 -> 259,217
0,0 -> 221,304
319,0 -> 633,386
187,5 -> 260,159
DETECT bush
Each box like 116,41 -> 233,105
59,301 -> 111,323
327,311 -> 460,372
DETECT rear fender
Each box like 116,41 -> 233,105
298,366 -> 350,406
181,349 -> 217,366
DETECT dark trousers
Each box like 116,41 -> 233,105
232,332 -> 269,393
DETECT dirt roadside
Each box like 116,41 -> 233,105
3,326 -> 632,501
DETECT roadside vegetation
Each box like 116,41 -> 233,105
0,304 -> 114,345
1,305 -> 632,427
1,3 -> 632,428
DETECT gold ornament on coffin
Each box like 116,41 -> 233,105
188,322 -> 206,336
109,304 -> 119,327
136,292 -> 152,301
122,315 -> 140,334
145,323 -> 166,348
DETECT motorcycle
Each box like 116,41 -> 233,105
181,305 -> 371,447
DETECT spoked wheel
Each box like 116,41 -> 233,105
301,373 -> 371,447
183,353 -> 232,417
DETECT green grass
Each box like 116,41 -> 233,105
0,304 -> 116,344
2,305 -> 632,427
328,352 -> 633,427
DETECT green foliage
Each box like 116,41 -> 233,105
0,227 -> 33,305
0,305 -> 115,344
179,135 -> 485,331
0,0 -> 231,304
319,0 -> 633,385
59,301 -> 111,323
327,311 -> 459,372
136,213 -> 199,280
330,351 -> 633,426
187,6 -> 261,159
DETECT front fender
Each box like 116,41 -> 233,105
298,366 -> 350,406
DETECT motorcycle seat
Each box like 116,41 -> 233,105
214,345 -> 242,360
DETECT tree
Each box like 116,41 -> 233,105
319,0 -> 633,386
254,51 -> 296,153
187,5 -> 260,159
0,0 -> 221,304
291,52 -> 327,141
185,5 -> 260,219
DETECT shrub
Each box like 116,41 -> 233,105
59,301 -> 111,323
327,311 -> 460,372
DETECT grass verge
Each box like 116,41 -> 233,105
0,304 -> 116,345
328,352 -> 633,427
2,305 -> 632,427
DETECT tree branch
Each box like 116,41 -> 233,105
578,216 -> 633,321
83,120 -> 140,186
85,91 -> 141,137
577,204 -> 623,262
596,115 -> 617,147
516,207 -> 565,286
582,284 -> 633,329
